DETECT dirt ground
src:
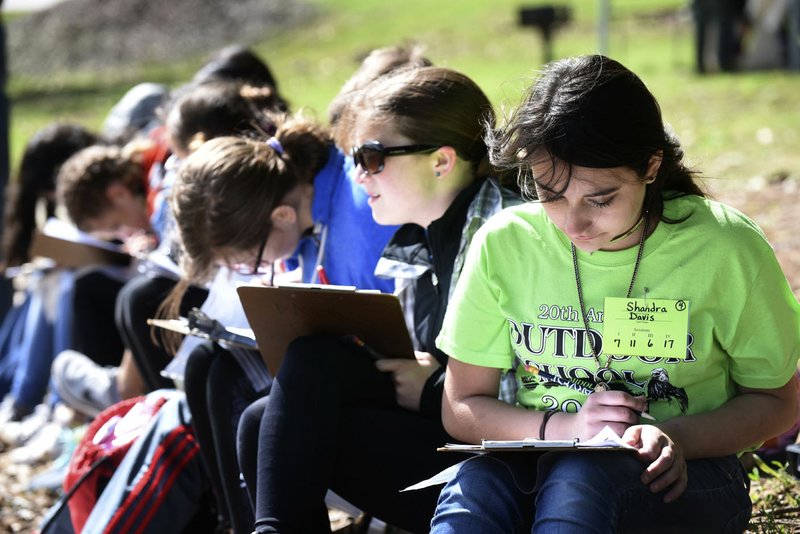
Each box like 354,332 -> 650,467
1,177 -> 799,533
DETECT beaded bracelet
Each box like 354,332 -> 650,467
539,410 -> 557,440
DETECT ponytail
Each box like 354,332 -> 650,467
168,113 -> 332,302
267,112 -> 332,184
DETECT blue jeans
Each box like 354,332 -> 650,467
0,271 -> 74,411
14,271 -> 75,409
431,451 -> 751,533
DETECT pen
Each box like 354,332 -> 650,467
525,363 -> 656,420
342,334 -> 384,360
269,259 -> 285,286
316,264 -> 330,285
526,363 -> 594,395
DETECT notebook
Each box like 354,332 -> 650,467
29,224 -> 131,268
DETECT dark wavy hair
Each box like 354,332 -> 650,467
488,55 -> 704,222
165,81 -> 282,156
56,145 -> 145,230
1,123 -> 98,268
192,45 -> 289,112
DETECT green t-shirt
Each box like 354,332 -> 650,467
436,194 -> 800,422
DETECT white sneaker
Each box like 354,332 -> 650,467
0,393 -> 34,426
51,350 -> 120,418
10,403 -> 82,465
27,421 -> 86,490
8,421 -> 64,464
0,394 -> 16,425
0,402 -> 51,447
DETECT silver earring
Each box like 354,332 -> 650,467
434,171 -> 441,177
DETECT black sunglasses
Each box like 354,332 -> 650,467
351,140 -> 440,175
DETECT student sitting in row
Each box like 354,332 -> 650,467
0,123 -> 97,445
429,54 -> 800,533
174,114 -> 400,532
50,144 -> 156,414
240,65 -> 522,534
176,41 -> 433,531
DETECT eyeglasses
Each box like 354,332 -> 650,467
250,232 -> 269,276
231,232 -> 270,277
351,140 -> 440,175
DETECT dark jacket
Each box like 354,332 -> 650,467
379,179 -> 485,419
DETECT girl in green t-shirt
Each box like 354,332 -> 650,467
431,54 -> 800,533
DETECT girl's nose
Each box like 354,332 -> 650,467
353,166 -> 369,184
563,206 -> 593,236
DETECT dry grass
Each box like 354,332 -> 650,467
747,456 -> 800,533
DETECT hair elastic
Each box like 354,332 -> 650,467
540,410 -> 557,440
266,136 -> 284,155
608,214 -> 645,244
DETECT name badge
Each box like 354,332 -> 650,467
602,297 -> 689,359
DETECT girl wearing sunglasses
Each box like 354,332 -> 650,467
240,66 -> 521,533
429,55 -> 800,533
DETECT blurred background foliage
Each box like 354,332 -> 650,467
5,0 -> 799,185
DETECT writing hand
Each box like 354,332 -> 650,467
571,391 -> 649,440
623,425 -> 687,503
123,231 -> 158,256
374,351 -> 440,411
270,265 -> 302,286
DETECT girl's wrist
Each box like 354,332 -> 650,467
539,410 -> 558,440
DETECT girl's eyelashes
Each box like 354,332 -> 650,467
536,194 -> 615,208
587,196 -> 615,208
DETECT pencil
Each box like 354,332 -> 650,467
342,334 -> 384,360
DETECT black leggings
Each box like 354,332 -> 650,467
72,270 -> 207,381
72,269 -> 125,366
115,274 -> 207,391
244,334 -> 462,534
185,343 -> 264,534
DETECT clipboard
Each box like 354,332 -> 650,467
236,283 -> 414,375
29,230 -> 131,268
147,312 -> 257,351
403,426 -> 635,492
437,427 -> 636,453
437,439 -> 634,453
